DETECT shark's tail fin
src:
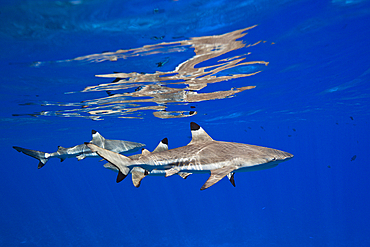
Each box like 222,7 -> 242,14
13,146 -> 49,169
85,143 -> 132,183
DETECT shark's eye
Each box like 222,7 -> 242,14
272,157 -> 276,161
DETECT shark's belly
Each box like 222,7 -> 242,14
235,162 -> 279,172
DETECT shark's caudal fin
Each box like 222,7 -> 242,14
86,143 -> 132,183
13,146 -> 49,169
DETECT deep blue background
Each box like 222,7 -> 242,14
1,0 -> 370,246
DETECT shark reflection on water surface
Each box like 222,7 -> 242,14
20,25 -> 270,120
87,122 -> 293,190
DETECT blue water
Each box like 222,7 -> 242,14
1,0 -> 370,246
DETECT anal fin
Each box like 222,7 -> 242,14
178,172 -> 192,179
200,166 -> 236,190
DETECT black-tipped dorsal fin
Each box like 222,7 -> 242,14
90,130 -> 105,145
189,122 -> 213,144
141,148 -> 151,156
57,146 -> 67,153
153,138 -> 168,153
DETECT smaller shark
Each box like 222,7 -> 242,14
13,130 -> 145,169
87,122 -> 293,190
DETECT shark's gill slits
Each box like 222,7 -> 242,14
16,25 -> 270,120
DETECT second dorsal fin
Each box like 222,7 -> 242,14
189,122 -> 213,145
141,148 -> 151,156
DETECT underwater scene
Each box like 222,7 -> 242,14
1,0 -> 370,246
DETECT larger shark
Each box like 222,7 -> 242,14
87,122 -> 293,190
13,130 -> 145,168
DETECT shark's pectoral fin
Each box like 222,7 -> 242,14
227,172 -> 236,187
165,167 -> 180,177
132,168 -> 149,188
200,166 -> 236,190
178,172 -> 192,179
60,158 -> 66,162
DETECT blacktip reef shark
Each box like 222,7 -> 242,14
87,122 -> 293,190
13,130 -> 145,169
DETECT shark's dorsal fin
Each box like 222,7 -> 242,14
200,166 -> 236,190
90,130 -> 105,145
153,138 -> 168,153
141,148 -> 151,156
189,122 -> 213,145
57,146 -> 67,152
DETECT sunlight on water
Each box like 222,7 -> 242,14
28,25 -> 270,120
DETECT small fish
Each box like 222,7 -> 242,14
351,155 -> 357,161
